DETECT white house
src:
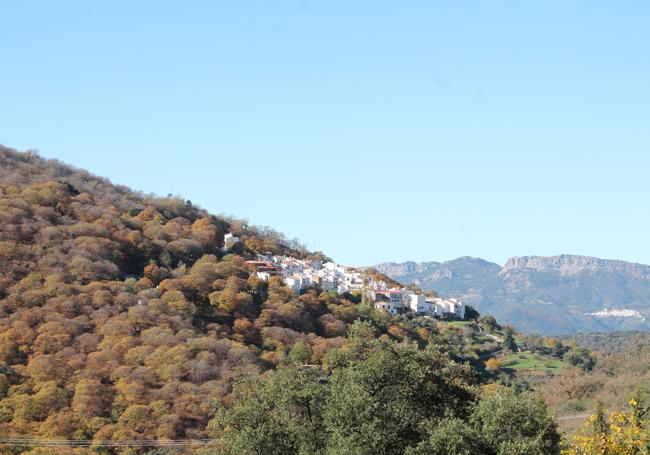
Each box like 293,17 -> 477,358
373,280 -> 388,291
335,265 -> 347,275
373,289 -> 409,314
375,301 -> 401,315
223,233 -> 240,249
284,277 -> 301,294
256,271 -> 272,281
281,259 -> 304,274
427,297 -> 466,319
378,289 -> 406,306
284,275 -> 311,293
320,275 -> 338,291
431,299 -> 447,317
257,253 -> 274,263
407,294 -> 429,314
446,298 -> 465,319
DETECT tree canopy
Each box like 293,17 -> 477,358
208,321 -> 561,455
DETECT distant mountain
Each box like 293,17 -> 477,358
375,255 -> 650,334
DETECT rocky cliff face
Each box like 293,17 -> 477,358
375,257 -> 500,294
501,255 -> 650,278
375,255 -> 650,334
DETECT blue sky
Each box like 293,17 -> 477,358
2,1 -> 650,266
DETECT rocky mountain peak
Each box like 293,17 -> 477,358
501,255 -> 650,278
376,254 -> 650,333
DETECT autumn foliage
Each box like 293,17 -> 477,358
0,149 -> 568,455
0,149 -> 363,449
565,399 -> 649,454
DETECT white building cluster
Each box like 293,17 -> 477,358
369,289 -> 465,319
245,254 -> 466,320
245,255 -> 369,294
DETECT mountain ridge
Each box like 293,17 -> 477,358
501,255 -> 650,277
375,254 -> 650,334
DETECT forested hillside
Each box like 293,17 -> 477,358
562,331 -> 650,354
0,148 -> 371,448
2,148 -> 646,454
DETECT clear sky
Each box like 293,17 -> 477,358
2,1 -> 650,266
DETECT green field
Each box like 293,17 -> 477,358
502,353 -> 564,372
445,321 -> 475,328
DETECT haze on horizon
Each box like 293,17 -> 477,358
2,1 -> 650,266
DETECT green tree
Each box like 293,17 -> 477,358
471,387 -> 560,455
502,332 -> 518,352
405,418 -> 483,455
324,341 -> 476,455
563,348 -> 595,372
464,305 -> 480,321
407,387 -> 561,455
550,339 -> 567,359
288,341 -> 313,365
208,321 -> 561,455
209,365 -> 328,455
480,316 -> 499,332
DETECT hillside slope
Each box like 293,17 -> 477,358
376,255 -> 650,334
0,148 -> 622,454
0,148 -> 385,444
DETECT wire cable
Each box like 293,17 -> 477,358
0,438 -> 219,447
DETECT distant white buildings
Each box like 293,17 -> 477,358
246,255 -> 368,294
428,297 -> 466,319
245,254 -> 467,320
587,308 -> 643,319
372,288 -> 466,319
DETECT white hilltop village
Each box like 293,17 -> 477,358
224,233 -> 465,319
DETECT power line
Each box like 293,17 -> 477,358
0,439 -> 219,447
